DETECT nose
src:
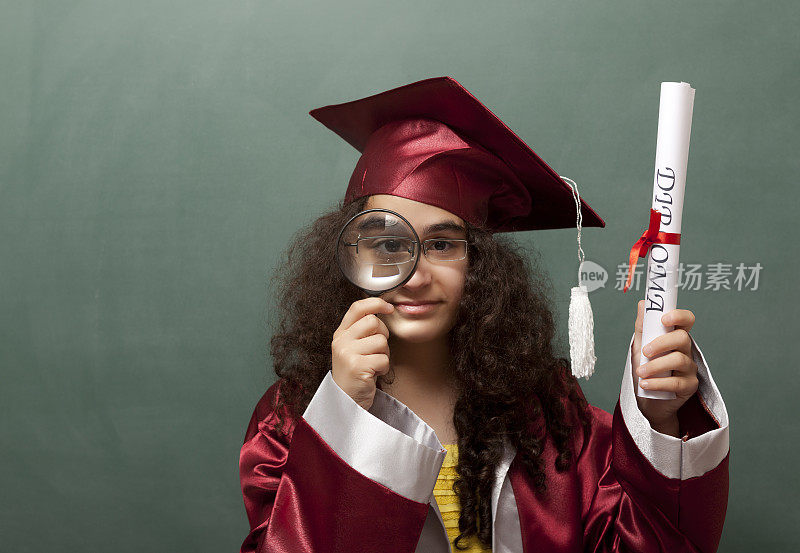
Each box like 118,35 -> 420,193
400,252 -> 433,291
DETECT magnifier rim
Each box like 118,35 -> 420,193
336,208 -> 421,296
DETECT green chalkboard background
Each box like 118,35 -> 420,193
1,1 -> 796,551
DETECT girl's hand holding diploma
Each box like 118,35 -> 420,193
331,297 -> 394,411
631,299 -> 699,437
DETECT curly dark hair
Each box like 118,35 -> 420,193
267,196 -> 592,549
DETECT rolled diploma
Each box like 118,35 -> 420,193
637,82 -> 695,400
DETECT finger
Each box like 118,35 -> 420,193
359,353 -> 391,376
642,328 -> 692,359
338,298 -> 394,335
346,313 -> 390,340
352,333 -> 390,355
637,351 -> 695,378
373,315 -> 390,338
639,374 -> 699,397
661,308 -> 695,332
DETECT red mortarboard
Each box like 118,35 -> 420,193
309,76 -> 605,232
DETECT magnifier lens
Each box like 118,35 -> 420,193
336,210 -> 420,295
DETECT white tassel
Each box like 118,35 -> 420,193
561,176 -> 597,379
569,284 -> 596,379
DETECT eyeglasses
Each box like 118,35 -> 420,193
344,236 -> 468,266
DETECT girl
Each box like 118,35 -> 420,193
238,77 -> 729,553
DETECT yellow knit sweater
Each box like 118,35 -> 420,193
432,444 -> 491,552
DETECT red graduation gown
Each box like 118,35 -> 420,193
238,335 -> 729,553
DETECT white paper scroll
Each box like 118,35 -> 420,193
637,82 -> 695,400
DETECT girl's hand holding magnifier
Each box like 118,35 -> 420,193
331,208 -> 420,409
331,297 -> 395,410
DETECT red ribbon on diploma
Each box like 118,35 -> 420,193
623,208 -> 682,293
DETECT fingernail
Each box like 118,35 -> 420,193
640,379 -> 649,388
642,344 -> 652,356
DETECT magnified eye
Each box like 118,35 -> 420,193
375,238 -> 407,253
359,236 -> 414,264
336,209 -> 421,295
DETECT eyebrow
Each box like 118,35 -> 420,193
355,216 -> 390,232
356,215 -> 466,236
421,221 -> 467,236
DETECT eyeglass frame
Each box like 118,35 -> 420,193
344,235 -> 468,264
336,208 -> 469,296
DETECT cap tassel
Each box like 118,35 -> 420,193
562,177 -> 597,379
569,282 -> 596,378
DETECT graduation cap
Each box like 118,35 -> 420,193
308,76 -> 605,233
309,76 -> 602,378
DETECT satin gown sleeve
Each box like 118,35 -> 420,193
510,333 -> 729,553
238,372 -> 447,553
582,333 -> 729,553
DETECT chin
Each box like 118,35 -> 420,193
388,319 -> 449,343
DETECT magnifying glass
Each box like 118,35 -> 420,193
336,209 -> 420,296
